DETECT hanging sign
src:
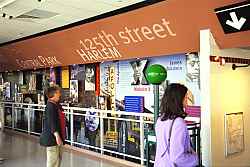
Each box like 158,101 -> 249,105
145,64 -> 167,85
215,1 -> 250,34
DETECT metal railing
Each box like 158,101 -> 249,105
0,101 -> 154,165
0,101 -> 201,166
145,122 -> 201,167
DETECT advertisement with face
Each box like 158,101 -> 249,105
117,54 -> 185,113
71,64 -> 85,80
85,65 -> 96,91
185,52 -> 200,107
186,53 -> 200,84
70,80 -> 78,104
116,53 -> 200,113
130,60 -> 148,85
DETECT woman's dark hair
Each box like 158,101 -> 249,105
160,83 -> 188,121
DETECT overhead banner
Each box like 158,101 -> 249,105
0,0 -> 250,71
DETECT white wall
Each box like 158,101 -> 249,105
200,29 -> 250,166
210,48 -> 250,166
200,29 -> 213,166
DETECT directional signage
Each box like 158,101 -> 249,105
215,1 -> 250,34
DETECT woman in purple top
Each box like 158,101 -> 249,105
154,83 -> 198,167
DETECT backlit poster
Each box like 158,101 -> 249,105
18,71 -> 23,85
116,60 -> 152,113
3,82 -> 11,100
71,64 -> 85,80
85,64 -> 96,91
108,65 -> 116,112
0,74 -> 3,99
49,68 -> 56,85
116,53 -> 200,113
129,60 -> 148,85
0,74 -> 2,85
185,53 -> 200,106
70,80 -> 78,104
100,62 -> 118,97
61,67 -> 70,89
95,64 -> 100,96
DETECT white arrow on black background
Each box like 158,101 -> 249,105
226,12 -> 246,30
215,2 -> 250,34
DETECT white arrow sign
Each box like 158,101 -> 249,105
226,12 -> 246,30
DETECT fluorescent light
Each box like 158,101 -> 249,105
0,0 -> 17,9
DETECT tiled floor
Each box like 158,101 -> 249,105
0,131 -> 118,167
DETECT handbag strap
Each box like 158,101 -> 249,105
167,118 -> 177,152
160,117 -> 177,159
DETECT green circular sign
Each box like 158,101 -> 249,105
146,64 -> 167,85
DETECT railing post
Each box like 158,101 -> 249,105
146,133 -> 150,167
0,103 -> 5,131
100,110 -> 104,155
12,103 -> 15,130
70,109 -> 74,146
27,106 -> 31,134
14,104 -> 17,129
197,124 -> 201,166
41,106 -> 44,133
0,103 -> 2,131
140,116 -> 145,166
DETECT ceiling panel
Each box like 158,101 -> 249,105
49,0 -> 115,14
96,0 -> 145,7
37,1 -> 94,16
0,0 -> 147,44
1,0 -> 44,17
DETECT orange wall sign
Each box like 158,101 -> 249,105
16,56 -> 62,69
0,0 -> 250,72
75,18 -> 176,63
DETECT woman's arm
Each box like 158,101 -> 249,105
169,118 -> 198,167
